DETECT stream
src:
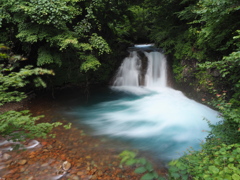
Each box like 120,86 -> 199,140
0,47 -> 222,179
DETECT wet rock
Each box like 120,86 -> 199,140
12,174 -> 20,179
89,168 -> 97,175
57,169 -> 66,176
27,176 -> 34,180
28,151 -> 36,158
86,155 -> 91,159
86,166 -> 91,171
0,164 -> 6,170
41,141 -> 48,146
90,174 -> 98,179
97,170 -> 103,176
68,175 -> 79,180
41,162 -> 49,167
20,166 -> 27,172
60,154 -> 66,160
62,161 -> 71,171
2,153 -> 11,160
18,159 -> 27,165
77,171 -> 85,176
47,145 -> 53,149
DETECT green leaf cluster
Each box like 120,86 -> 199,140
0,45 -> 61,143
119,150 -> 160,180
147,0 -> 239,99
0,0 -> 115,84
168,143 -> 240,180
0,46 -> 55,105
0,110 -> 62,141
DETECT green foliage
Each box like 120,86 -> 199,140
172,61 -> 185,83
194,70 -> 213,91
119,150 -> 161,180
37,46 -> 62,66
167,143 -> 240,180
197,30 -> 240,99
10,0 -> 80,28
89,33 -> 111,55
0,63 -> 54,105
0,0 -> 116,86
205,92 -> 240,145
149,0 -> 240,99
79,54 -> 101,72
0,45 -> 62,144
190,0 -> 239,51
63,123 -> 72,130
166,87 -> 240,180
0,110 -> 62,141
126,4 -> 152,42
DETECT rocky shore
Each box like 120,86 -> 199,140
0,126 -> 144,180
0,95 -> 167,180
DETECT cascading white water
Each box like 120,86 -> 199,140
73,47 -> 222,161
144,51 -> 167,87
112,51 -> 167,88
113,51 -> 141,86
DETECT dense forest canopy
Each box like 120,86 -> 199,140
1,0 -> 240,179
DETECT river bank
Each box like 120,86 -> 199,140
0,90 -> 167,180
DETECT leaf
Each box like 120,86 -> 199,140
182,175 -> 189,180
209,166 -> 219,174
140,173 -> 155,180
232,174 -> 240,180
169,166 -> 179,173
119,150 -> 136,158
145,162 -> 153,172
137,158 -> 147,165
120,156 -> 130,164
152,171 -> 159,178
80,54 -> 101,72
125,159 -> 137,166
134,167 -> 147,174
171,172 -> 181,179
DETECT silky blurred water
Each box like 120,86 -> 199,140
69,86 -> 221,161
68,50 -> 222,161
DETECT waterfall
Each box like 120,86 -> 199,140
72,46 -> 222,161
113,51 -> 141,86
144,52 -> 167,87
112,51 -> 167,88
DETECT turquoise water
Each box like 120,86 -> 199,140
68,86 -> 221,161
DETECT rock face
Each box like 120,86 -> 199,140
138,51 -> 148,86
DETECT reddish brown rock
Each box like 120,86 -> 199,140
41,141 -> 48,146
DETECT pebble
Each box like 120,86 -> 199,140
41,162 -> 49,167
47,145 -> 53,149
62,161 -> 71,171
91,174 -> 98,179
77,171 -> 85,176
97,170 -> 103,176
0,118 -> 163,180
2,153 -> 11,160
18,159 -> 27,165
27,176 -> 34,180
68,175 -> 79,180
41,142 -> 48,146
20,166 -> 27,172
